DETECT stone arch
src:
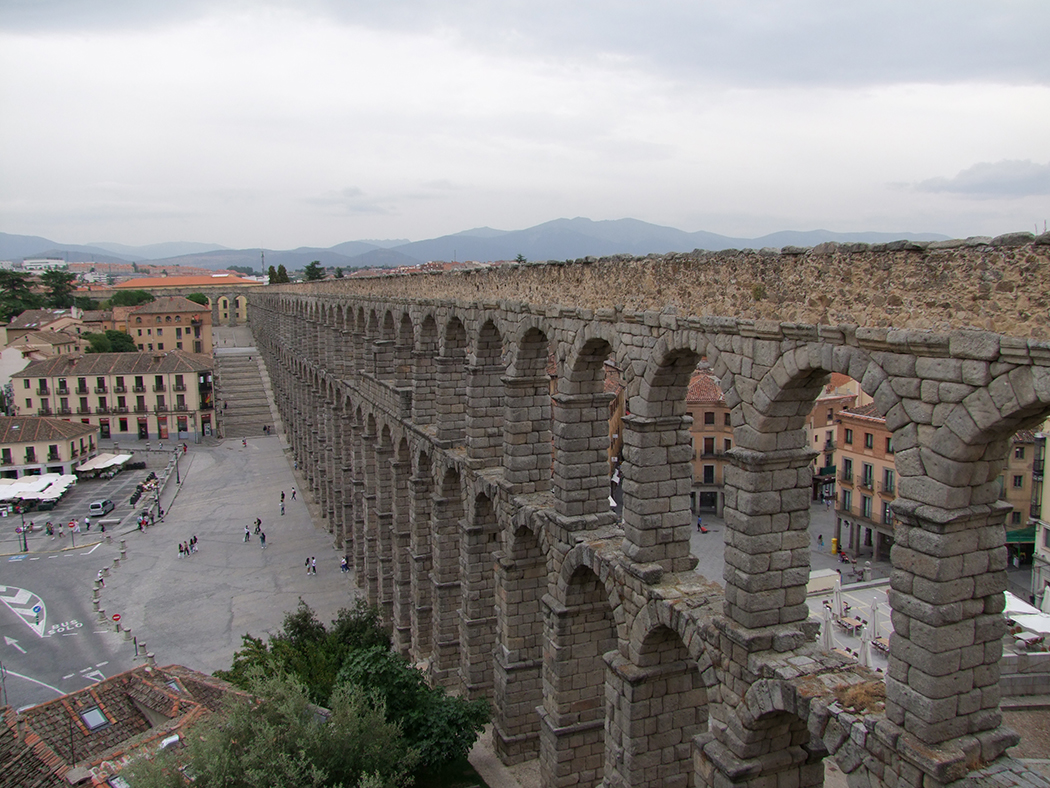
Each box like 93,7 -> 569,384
459,491 -> 500,698
504,323 -> 554,494
541,560 -> 620,788
395,311 -> 415,388
467,317 -> 507,468
436,316 -> 469,445
413,313 -> 440,424
431,463 -> 466,686
409,445 -> 434,661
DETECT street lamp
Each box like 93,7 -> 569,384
18,507 -> 27,552
174,446 -> 180,484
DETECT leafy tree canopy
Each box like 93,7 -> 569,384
267,264 -> 278,283
515,253 -> 527,263
275,264 -> 290,283
74,296 -> 100,310
304,260 -> 326,281
40,269 -> 78,308
107,289 -> 155,307
0,270 -> 43,322
227,265 -> 257,276
123,672 -> 417,788
335,267 -> 344,279
216,600 -> 487,774
84,330 -> 138,353
186,292 -> 209,306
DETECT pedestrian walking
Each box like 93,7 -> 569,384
85,517 -> 91,531
306,557 -> 311,574
818,534 -> 824,548
340,557 -> 349,573
291,488 -> 297,501
254,519 -> 261,534
281,502 -> 285,516
311,556 -> 316,575
242,438 -> 247,448
179,543 -> 184,558
183,540 -> 190,556
281,491 -> 285,503
244,525 -> 250,543
696,515 -> 702,532
260,532 -> 266,549
97,570 -> 105,587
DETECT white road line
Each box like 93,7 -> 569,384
86,544 -> 100,554
62,672 -> 75,680
5,670 -> 64,696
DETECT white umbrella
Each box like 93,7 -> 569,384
833,581 -> 843,618
1041,592 -> 1050,615
869,598 -> 881,641
821,604 -> 834,652
858,628 -> 872,668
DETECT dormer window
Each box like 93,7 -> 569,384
81,706 -> 109,730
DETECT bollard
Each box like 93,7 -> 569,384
102,567 -> 110,577
92,599 -> 100,611
93,586 -> 101,599
112,557 -> 120,568
123,626 -> 131,641
106,534 -> 112,544
98,609 -> 107,623
146,652 -> 155,666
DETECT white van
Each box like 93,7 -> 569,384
89,499 -> 115,516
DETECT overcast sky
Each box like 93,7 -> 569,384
1,1 -> 1048,249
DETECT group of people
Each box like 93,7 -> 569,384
178,536 -> 199,557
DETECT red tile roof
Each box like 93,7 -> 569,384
115,275 -> 260,289
0,416 -> 98,444
687,369 -> 724,405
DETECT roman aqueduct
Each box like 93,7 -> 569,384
249,233 -> 1050,788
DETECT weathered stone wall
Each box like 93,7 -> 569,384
289,233 -> 1050,337
248,235 -> 1050,788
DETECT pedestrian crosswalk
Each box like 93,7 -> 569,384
0,585 -> 46,637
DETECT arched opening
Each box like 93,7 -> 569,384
504,325 -> 553,495
459,492 -> 500,697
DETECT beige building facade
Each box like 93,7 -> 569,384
0,416 -> 99,478
117,295 -> 214,355
11,351 -> 215,442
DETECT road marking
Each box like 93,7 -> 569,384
7,556 -> 26,562
86,544 -> 100,554
0,585 -> 46,637
82,669 -> 106,683
6,669 -> 63,696
96,661 -> 109,668
62,632 -> 79,637
4,636 -> 27,654
62,673 -> 75,680
30,557 -> 41,561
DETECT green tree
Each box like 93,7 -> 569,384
40,269 -> 78,308
268,264 -> 278,283
304,260 -> 326,281
276,264 -> 290,283
515,253 -> 527,263
186,292 -> 209,306
228,265 -> 257,276
335,267 -> 344,279
73,296 -> 100,310
83,330 -> 138,353
123,672 -> 417,788
0,270 -> 43,321
107,289 -> 155,307
337,648 -> 489,771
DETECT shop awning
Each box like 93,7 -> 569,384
75,453 -> 133,473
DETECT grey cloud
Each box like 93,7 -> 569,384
4,0 -> 1049,88
303,187 -> 391,215
916,160 -> 1050,198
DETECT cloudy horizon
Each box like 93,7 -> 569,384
1,1 -> 1048,249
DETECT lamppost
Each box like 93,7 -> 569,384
174,446 -> 180,484
18,507 -> 27,552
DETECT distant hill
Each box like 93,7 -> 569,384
1,221 -> 954,272
88,241 -> 229,260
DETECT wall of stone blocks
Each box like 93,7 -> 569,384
249,238 -> 1050,788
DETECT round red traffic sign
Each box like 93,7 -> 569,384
112,614 -> 121,622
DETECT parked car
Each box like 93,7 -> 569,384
89,499 -> 115,516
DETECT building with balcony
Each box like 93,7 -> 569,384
686,367 -> 732,515
117,295 -> 214,355
0,415 -> 99,478
805,372 -> 861,502
11,351 -> 214,443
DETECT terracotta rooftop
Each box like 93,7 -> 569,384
129,296 -> 209,315
842,402 -> 882,420
6,309 -> 76,330
687,369 -> 725,405
0,665 -> 245,788
0,416 -> 98,444
115,274 -> 260,289
13,351 -> 213,379
11,330 -> 84,347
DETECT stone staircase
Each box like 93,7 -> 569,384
214,354 -> 275,438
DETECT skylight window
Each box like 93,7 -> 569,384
81,706 -> 109,730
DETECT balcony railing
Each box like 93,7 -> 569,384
114,385 -> 127,393
0,457 -> 13,466
57,406 -> 72,415
77,406 -> 91,415
25,455 -> 37,464
173,383 -> 187,392
153,385 -> 166,392
56,387 -> 69,396
132,385 -> 146,393
839,470 -> 853,484
71,449 -> 79,458
36,387 -> 50,396
96,406 -> 110,414
823,440 -> 835,452
155,404 -> 169,412
95,386 -> 108,394
37,407 -> 52,416
174,403 -> 188,411
114,406 -> 129,413
859,477 -> 874,491
134,405 -> 149,413
75,387 -> 88,395
47,452 -> 60,461
880,482 -> 895,495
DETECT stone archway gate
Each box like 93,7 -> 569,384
249,234 -> 1050,788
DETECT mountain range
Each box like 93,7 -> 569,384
0,219 -> 951,272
